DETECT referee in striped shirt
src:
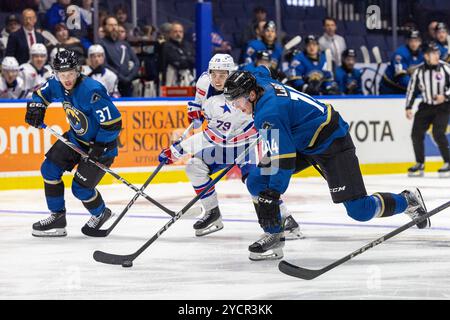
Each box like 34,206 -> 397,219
405,41 -> 450,177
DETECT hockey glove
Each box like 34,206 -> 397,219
256,189 -> 282,232
187,106 -> 204,129
25,102 -> 47,128
158,142 -> 185,164
87,141 -> 108,162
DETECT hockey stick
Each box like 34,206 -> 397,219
93,128 -> 265,267
81,122 -> 195,237
42,124 -> 177,217
360,46 -> 371,64
279,200 -> 450,280
324,48 -> 333,73
369,46 -> 383,94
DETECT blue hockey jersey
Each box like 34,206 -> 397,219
382,45 -> 424,90
335,66 -> 363,94
252,67 -> 349,194
287,51 -> 334,91
244,39 -> 283,71
32,75 -> 122,157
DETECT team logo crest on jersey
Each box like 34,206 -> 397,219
90,92 -> 101,104
63,102 -> 88,136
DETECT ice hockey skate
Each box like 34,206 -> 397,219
401,188 -> 430,229
407,163 -> 424,177
81,208 -> 114,236
283,215 -> 304,240
249,232 -> 285,261
279,201 -> 304,240
193,206 -> 224,236
438,163 -> 450,178
32,211 -> 67,237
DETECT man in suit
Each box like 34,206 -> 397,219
6,9 -> 45,65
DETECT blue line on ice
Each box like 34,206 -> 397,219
1,208 -> 450,231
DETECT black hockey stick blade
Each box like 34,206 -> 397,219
93,250 -> 135,265
278,260 -> 323,280
279,200 -> 450,280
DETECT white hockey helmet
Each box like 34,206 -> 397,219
1,56 -> 20,71
88,44 -> 105,56
30,43 -> 48,57
208,54 -> 235,73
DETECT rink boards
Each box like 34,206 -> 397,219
0,96 -> 448,190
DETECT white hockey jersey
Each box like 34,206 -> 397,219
181,72 -> 257,155
0,76 -> 26,99
81,65 -> 120,97
19,63 -> 53,98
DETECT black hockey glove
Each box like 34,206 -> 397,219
86,141 -> 108,162
25,102 -> 47,128
256,189 -> 282,230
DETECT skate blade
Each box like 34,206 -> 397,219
438,172 -> 450,178
32,228 -> 67,237
408,171 -> 424,177
284,228 -> 305,240
195,221 -> 224,237
249,248 -> 284,261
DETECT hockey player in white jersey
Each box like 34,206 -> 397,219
0,56 -> 26,99
20,44 -> 53,98
159,54 -> 303,239
82,44 -> 120,97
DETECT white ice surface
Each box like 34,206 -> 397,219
0,174 -> 449,300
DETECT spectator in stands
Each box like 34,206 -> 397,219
115,5 -> 135,40
157,22 -> 172,43
287,35 -> 339,96
82,44 -> 120,97
434,22 -> 450,62
141,25 -> 156,41
45,0 -> 70,32
117,24 -> 127,42
427,21 -> 438,42
1,14 -> 21,58
79,0 -> 93,26
161,21 -> 195,86
244,21 -> 283,71
335,49 -> 362,95
48,23 -> 86,64
6,9 -> 45,65
99,16 -> 140,96
98,26 -> 105,39
0,56 -> 26,99
318,17 -> 347,67
379,30 -> 423,94
240,7 -> 267,51
20,43 -> 53,98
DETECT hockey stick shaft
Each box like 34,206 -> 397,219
93,133 -> 263,265
42,124 -> 175,216
279,200 -> 450,280
86,123 -> 194,237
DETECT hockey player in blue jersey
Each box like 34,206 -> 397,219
434,22 -> 450,62
242,50 -> 288,82
287,35 -> 339,95
223,69 -> 429,260
244,21 -> 283,72
25,50 -> 122,237
334,49 -> 362,95
379,30 -> 424,94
